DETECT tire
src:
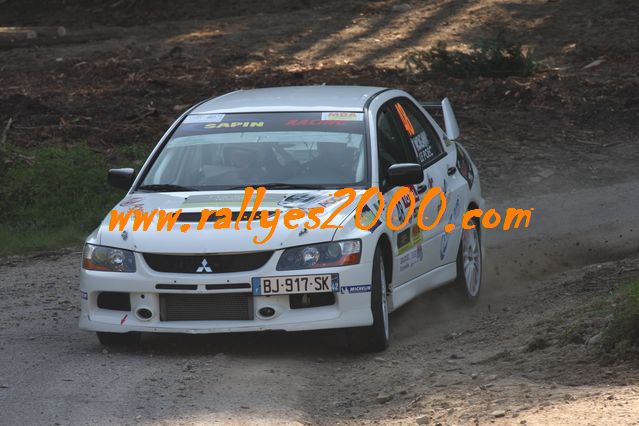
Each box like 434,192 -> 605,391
96,331 -> 141,347
454,218 -> 482,304
346,246 -> 390,352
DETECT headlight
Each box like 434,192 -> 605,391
277,240 -> 361,270
82,244 -> 136,272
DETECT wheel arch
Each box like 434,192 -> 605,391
468,201 -> 482,239
376,233 -> 393,286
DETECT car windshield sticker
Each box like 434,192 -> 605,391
411,131 -> 435,166
204,121 -> 264,129
286,119 -> 348,127
183,114 -> 225,123
320,112 -> 363,121
172,112 -> 366,138
394,103 -> 415,136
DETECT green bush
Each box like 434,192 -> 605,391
0,144 -> 146,256
405,35 -> 536,78
600,280 -> 639,358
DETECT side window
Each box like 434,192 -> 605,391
376,105 -> 416,189
394,100 -> 443,168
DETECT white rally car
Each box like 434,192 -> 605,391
80,86 -> 484,352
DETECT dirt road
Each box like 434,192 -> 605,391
1,177 -> 638,425
2,0 -> 639,424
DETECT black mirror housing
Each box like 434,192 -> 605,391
108,168 -> 135,190
387,163 -> 423,187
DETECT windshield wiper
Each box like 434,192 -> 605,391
136,184 -> 196,192
229,183 -> 327,190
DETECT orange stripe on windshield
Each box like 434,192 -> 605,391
394,103 -> 415,136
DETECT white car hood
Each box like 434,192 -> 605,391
97,190 -> 363,254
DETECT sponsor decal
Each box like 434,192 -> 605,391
320,112 -> 363,121
456,143 -> 475,189
360,203 -> 382,232
317,195 -> 345,207
399,243 -> 424,272
204,121 -> 264,129
119,196 -> 145,211
410,243 -> 424,267
278,192 -> 346,210
411,131 -> 435,166
395,186 -> 423,255
399,253 -> 410,272
278,193 -> 325,208
340,284 -> 372,294
286,119 -> 346,127
437,178 -> 448,213
81,291 -> 88,300
393,185 -> 420,225
183,114 -> 225,123
397,226 -> 422,255
440,197 -> 461,260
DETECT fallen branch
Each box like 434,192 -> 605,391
0,117 -> 12,147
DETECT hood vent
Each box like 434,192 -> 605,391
176,211 -> 275,223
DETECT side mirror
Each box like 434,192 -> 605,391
108,168 -> 135,190
387,163 -> 423,187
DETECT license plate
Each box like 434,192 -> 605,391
252,274 -> 339,296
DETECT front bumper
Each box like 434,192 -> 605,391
79,251 -> 374,334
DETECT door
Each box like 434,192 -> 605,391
375,102 -> 424,286
391,98 -> 465,273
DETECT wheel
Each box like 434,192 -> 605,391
346,245 -> 390,352
96,331 -> 141,347
454,219 -> 482,304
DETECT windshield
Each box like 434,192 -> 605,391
138,112 -> 368,190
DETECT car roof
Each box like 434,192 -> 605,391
190,85 -> 388,114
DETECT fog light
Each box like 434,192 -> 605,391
258,307 -> 275,318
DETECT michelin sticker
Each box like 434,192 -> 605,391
340,285 -> 372,294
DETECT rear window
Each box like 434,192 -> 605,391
140,112 -> 368,190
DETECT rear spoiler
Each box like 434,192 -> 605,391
420,97 -> 459,140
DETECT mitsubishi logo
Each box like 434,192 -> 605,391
196,258 -> 212,273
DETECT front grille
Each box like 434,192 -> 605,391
159,293 -> 253,321
143,251 -> 273,273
